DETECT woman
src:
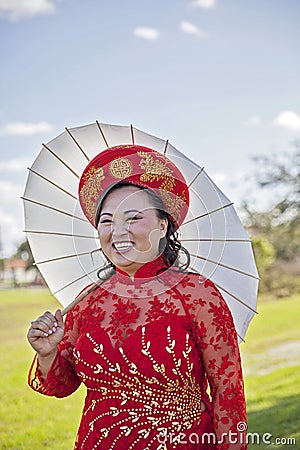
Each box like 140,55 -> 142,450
27,145 -> 247,449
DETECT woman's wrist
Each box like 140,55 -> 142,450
37,349 -> 58,380
38,348 -> 58,360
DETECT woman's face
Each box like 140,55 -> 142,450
97,185 -> 168,276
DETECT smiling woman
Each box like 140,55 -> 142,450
27,144 -> 248,449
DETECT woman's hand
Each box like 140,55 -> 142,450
27,310 -> 64,358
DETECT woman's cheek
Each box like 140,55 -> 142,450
130,221 -> 148,233
98,228 -> 110,246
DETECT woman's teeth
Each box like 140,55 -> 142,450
113,242 -> 133,250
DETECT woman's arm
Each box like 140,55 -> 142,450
186,276 -> 247,450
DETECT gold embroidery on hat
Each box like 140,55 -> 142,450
110,157 -> 133,179
137,152 -> 188,220
80,166 -> 105,222
159,190 -> 186,221
138,152 -> 175,186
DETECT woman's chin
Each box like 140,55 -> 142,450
106,246 -> 159,271
110,251 -> 137,268
111,252 -> 154,272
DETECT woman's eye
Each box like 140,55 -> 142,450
100,219 -> 112,224
127,216 -> 142,222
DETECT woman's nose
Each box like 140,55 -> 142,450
111,220 -> 129,237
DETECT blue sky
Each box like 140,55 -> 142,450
0,0 -> 299,257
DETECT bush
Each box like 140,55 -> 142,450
258,261 -> 300,298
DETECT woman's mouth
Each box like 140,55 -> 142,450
112,241 -> 134,253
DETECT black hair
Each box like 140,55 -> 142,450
95,181 -> 190,280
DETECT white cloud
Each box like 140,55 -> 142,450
246,116 -> 262,126
0,180 -> 22,205
0,121 -> 53,136
212,172 -> 228,184
0,181 -> 24,257
180,21 -> 207,38
0,207 -> 23,257
133,26 -> 160,41
191,0 -> 217,9
0,158 -> 31,172
235,171 -> 248,181
273,111 -> 300,131
0,0 -> 56,21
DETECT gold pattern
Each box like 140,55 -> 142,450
158,189 -> 186,222
136,151 -> 188,221
74,326 -> 202,449
80,166 -> 105,222
79,147 -> 188,227
137,152 -> 175,187
28,355 -> 45,391
110,157 -> 133,179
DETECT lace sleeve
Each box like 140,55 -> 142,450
184,275 -> 247,450
28,308 -> 81,398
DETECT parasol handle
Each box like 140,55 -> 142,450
61,282 -> 102,316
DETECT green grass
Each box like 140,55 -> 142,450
241,294 -> 300,449
0,289 -> 299,449
0,288 -> 85,449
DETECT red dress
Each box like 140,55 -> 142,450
28,257 -> 247,449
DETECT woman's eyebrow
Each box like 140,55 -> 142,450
124,209 -> 143,215
99,209 -> 143,217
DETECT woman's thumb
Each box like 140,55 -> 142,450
54,309 -> 63,326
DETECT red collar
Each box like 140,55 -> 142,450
115,255 -> 168,283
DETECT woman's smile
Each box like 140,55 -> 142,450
112,241 -> 135,253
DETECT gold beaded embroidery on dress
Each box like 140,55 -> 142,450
74,325 -> 202,449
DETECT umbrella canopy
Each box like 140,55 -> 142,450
23,122 -> 259,341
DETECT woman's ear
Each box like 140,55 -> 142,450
160,218 -> 168,238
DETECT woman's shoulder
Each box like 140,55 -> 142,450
169,269 -> 218,292
168,270 -> 227,311
67,280 -> 112,316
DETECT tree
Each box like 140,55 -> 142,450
245,144 -> 300,261
251,236 -> 275,277
243,144 -> 300,296
254,144 -> 299,215
14,239 -> 34,270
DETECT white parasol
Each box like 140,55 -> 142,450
22,122 -> 259,341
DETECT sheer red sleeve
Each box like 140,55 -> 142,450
28,307 -> 81,398
183,275 -> 247,450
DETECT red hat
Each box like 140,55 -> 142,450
78,145 -> 189,228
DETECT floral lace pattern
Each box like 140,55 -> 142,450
107,298 -> 141,347
28,256 -> 247,449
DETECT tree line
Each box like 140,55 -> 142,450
244,144 -> 300,297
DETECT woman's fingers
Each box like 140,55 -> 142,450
30,311 -> 59,336
27,310 -> 65,356
28,327 -> 51,339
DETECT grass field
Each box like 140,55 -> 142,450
0,288 -> 299,449
241,296 -> 300,449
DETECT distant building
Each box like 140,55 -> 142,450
2,258 -> 44,286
